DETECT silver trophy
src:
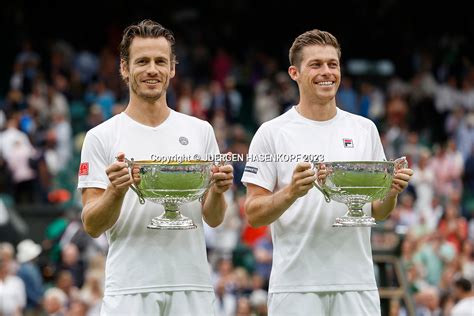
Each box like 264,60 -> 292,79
124,159 -> 214,230
313,157 -> 407,227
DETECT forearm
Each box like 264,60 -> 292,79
372,193 -> 398,221
246,186 -> 297,227
82,187 -> 125,238
202,187 -> 227,227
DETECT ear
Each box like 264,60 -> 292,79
288,65 -> 298,81
120,59 -> 129,83
170,61 -> 176,79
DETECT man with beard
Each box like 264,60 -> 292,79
78,19 -> 233,315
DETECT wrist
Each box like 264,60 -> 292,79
386,191 -> 398,200
209,185 -> 224,196
107,184 -> 127,199
283,186 -> 299,205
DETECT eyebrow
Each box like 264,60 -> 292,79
307,58 -> 339,63
133,55 -> 169,62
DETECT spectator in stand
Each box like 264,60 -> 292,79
55,269 -> 79,304
0,256 -> 26,316
79,269 -> 103,315
5,139 -> 37,204
223,76 -> 242,124
212,48 -> 233,87
459,239 -> 474,282
451,277 -> 474,316
457,112 -> 474,162
438,202 -> 468,254
42,287 -> 68,316
16,239 -> 44,314
252,229 -> 272,283
50,110 -> 73,173
413,286 -> 442,316
336,76 -> 358,114
394,192 -> 419,233
214,277 -> 237,316
410,149 -> 435,216
0,242 -> 19,275
0,114 -> 37,203
58,243 -> 85,288
414,231 -> 456,286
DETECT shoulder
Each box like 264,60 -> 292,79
452,297 -> 474,313
8,274 -> 25,286
255,109 -> 295,136
338,109 -> 378,131
85,114 -> 122,138
172,111 -> 213,130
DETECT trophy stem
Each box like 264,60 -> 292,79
147,203 -> 197,230
347,208 -> 365,217
333,201 -> 376,227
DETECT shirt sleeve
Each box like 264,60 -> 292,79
205,122 -> 220,156
241,125 -> 277,192
77,131 -> 110,190
370,121 -> 386,161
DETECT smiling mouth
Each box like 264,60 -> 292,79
316,81 -> 334,86
143,79 -> 160,84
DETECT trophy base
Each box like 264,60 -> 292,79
147,211 -> 197,230
332,215 -> 376,227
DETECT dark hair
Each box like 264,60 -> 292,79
289,29 -> 341,68
119,19 -> 177,65
454,277 -> 472,292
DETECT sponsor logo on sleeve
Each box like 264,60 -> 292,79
79,162 -> 89,176
244,166 -> 258,174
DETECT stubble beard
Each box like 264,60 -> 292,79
130,79 -> 169,103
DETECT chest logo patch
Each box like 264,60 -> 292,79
343,138 -> 354,148
179,136 -> 189,145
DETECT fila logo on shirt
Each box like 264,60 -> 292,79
343,138 -> 354,148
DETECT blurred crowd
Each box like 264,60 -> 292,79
0,29 -> 473,316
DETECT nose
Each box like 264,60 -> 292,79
320,63 -> 331,74
146,61 -> 159,75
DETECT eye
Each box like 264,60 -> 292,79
156,59 -> 167,65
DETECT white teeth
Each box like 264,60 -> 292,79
144,80 -> 158,84
317,81 -> 333,86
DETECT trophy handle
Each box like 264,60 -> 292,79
312,162 -> 331,203
393,156 -> 408,172
121,157 -> 146,205
129,183 -> 146,205
199,155 -> 229,202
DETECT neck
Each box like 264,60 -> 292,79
124,98 -> 170,127
296,99 -> 337,121
461,292 -> 474,299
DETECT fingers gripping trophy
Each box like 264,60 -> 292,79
314,157 -> 408,227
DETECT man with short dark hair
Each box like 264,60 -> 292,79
78,19 -> 234,315
451,277 -> 474,316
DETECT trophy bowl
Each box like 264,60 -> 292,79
125,159 -> 214,230
314,157 -> 407,227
